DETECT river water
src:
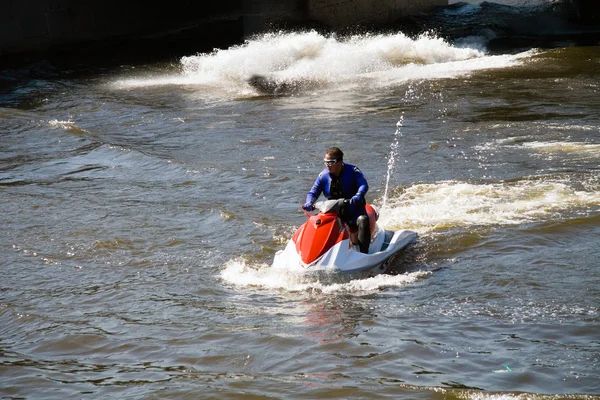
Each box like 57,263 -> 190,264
1,2 -> 599,399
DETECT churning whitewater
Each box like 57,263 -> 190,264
115,30 -> 530,97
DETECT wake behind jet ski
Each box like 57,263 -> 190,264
271,199 -> 417,281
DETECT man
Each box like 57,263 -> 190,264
303,147 -> 371,254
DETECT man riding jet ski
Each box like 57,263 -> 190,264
303,147 -> 371,253
271,147 -> 417,279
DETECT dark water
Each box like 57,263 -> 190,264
1,2 -> 599,399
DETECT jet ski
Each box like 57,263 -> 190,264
271,199 -> 417,280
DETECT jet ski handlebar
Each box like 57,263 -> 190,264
304,199 -> 348,217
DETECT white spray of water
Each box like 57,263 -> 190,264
113,31 -> 532,94
382,116 -> 404,210
219,258 -> 430,294
378,178 -> 600,232
475,138 -> 600,163
521,141 -> 600,155
179,31 -> 484,80
48,119 -> 88,134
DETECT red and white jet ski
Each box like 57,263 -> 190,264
272,199 -> 417,280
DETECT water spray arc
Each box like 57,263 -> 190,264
382,115 -> 404,210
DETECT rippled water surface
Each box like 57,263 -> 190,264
1,4 -> 600,399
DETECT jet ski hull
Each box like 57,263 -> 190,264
272,227 -> 417,281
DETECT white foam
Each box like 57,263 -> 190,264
378,179 -> 600,232
219,258 -> 429,294
113,31 -> 532,94
476,138 -> 600,158
115,74 -> 210,89
48,119 -> 88,134
464,394 -> 530,400
522,141 -> 600,154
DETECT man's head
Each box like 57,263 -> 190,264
323,147 -> 344,175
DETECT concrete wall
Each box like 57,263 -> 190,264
307,0 -> 447,27
573,0 -> 600,23
0,0 -> 244,55
2,0 -> 598,58
0,0 -> 446,57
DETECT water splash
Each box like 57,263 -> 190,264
180,31 -> 484,79
112,31 -> 531,94
48,119 -> 89,135
378,178 -> 600,232
382,116 -> 404,210
522,141 -> 600,156
219,258 -> 430,295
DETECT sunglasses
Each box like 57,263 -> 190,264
323,159 -> 339,166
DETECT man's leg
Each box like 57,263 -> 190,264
357,215 -> 370,254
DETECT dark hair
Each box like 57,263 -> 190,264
326,147 -> 343,161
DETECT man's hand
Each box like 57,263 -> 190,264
303,202 -> 315,211
350,195 -> 362,205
